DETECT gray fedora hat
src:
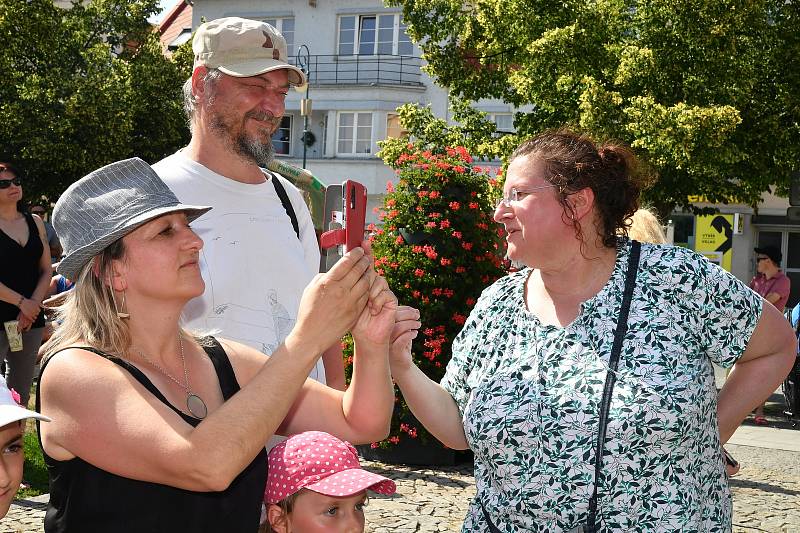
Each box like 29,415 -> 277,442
53,157 -> 211,280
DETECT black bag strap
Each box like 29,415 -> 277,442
585,239 -> 641,532
270,172 -> 300,240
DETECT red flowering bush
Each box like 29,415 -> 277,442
344,144 -> 506,450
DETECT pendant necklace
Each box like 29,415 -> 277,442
134,334 -> 208,419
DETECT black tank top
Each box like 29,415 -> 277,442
0,212 -> 45,326
35,337 -> 268,532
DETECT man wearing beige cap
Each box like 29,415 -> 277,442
153,18 -> 345,398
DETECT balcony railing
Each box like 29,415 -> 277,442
289,54 -> 423,87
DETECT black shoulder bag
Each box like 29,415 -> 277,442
480,240 -> 641,533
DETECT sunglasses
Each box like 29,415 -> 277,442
0,177 -> 22,189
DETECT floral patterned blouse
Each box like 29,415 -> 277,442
441,239 -> 762,532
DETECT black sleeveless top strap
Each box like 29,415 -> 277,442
35,337 -> 268,533
0,212 -> 45,326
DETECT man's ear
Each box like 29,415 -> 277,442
191,66 -> 210,100
267,504 -> 290,533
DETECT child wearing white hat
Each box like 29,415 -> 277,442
0,375 -> 49,518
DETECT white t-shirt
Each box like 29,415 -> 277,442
153,151 -> 326,385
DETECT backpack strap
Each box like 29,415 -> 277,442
270,172 -> 300,240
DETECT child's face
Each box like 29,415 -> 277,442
0,422 -> 24,518
273,489 -> 367,533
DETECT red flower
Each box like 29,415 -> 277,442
452,231 -> 462,239
440,258 -> 452,266
418,190 -> 429,198
466,297 -> 476,306
439,220 -> 451,229
389,436 -> 400,444
429,191 -> 440,199
386,198 -> 396,207
452,313 -> 467,325
395,236 -> 404,244
462,242 -> 473,251
425,221 -> 437,228
455,266 -> 466,273
414,268 -> 425,277
469,202 -> 480,209
386,181 -> 395,192
449,201 -> 461,210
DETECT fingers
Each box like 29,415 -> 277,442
395,305 -> 420,321
391,318 -> 421,343
367,277 -> 397,315
325,247 -> 367,282
392,329 -> 419,348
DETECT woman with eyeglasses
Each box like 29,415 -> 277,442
388,130 -> 796,532
0,161 -> 51,406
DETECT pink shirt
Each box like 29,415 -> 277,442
749,271 -> 791,311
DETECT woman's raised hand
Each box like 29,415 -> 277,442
351,275 -> 399,347
291,248 -> 372,354
388,305 -> 421,373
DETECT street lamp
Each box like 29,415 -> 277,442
296,44 -> 312,169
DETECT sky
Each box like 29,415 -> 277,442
149,0 -> 173,24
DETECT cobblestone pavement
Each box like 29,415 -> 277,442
4,447 -> 798,532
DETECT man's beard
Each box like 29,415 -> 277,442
209,109 -> 280,167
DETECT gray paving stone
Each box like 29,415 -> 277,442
3,446 -> 798,532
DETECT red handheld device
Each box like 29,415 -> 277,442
320,180 -> 367,253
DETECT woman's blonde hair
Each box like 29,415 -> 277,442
42,240 -> 130,359
627,207 -> 667,244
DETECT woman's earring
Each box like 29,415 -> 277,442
112,289 -> 130,319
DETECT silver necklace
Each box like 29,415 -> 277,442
134,334 -> 208,419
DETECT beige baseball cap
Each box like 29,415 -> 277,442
192,17 -> 306,85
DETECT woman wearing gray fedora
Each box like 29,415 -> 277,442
34,158 -> 415,532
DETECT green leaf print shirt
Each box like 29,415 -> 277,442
441,239 -> 762,532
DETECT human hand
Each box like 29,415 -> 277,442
388,306 -> 421,375
18,297 -> 41,322
290,248 -> 372,354
16,312 -> 33,332
351,276 -> 398,346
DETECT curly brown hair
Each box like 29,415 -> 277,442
509,129 -> 651,248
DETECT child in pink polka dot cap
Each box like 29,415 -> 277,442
261,430 -> 396,533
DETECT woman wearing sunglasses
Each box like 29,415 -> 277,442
0,162 -> 51,406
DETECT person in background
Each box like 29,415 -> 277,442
37,158 -> 406,532
0,162 -> 51,406
260,431 -> 396,533
388,130 -> 796,532
748,245 -> 791,425
153,17 -> 348,400
29,205 -> 62,262
0,374 -> 50,519
627,207 -> 667,244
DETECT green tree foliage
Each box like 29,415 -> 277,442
344,144 -> 505,448
389,0 -> 800,216
0,0 -> 190,202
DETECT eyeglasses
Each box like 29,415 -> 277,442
0,177 -> 22,189
495,184 -> 557,209
756,256 -> 770,262
31,209 -> 46,215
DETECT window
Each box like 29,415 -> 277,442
386,113 -> 406,139
338,14 -> 413,56
272,116 -> 292,156
337,112 -> 373,155
488,113 -> 515,135
263,17 -> 295,55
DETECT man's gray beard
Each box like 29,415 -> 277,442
237,133 -> 275,167
209,112 -> 275,167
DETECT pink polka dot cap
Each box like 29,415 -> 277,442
265,431 -> 396,504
